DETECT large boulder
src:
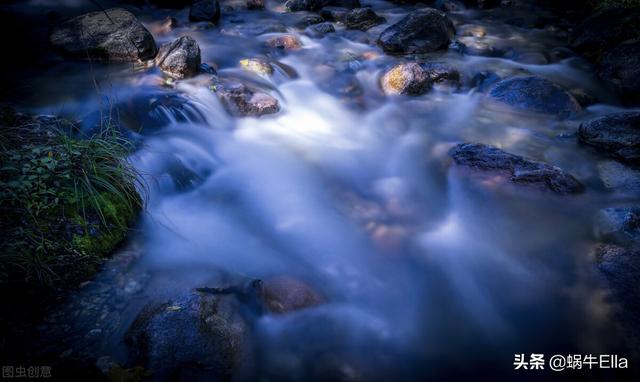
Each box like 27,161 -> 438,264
578,112 -> 640,163
380,62 -> 432,96
449,143 -> 584,194
570,7 -> 640,60
344,8 -> 385,31
488,76 -> 581,118
599,41 -> 640,105
49,8 -> 157,62
377,8 -> 455,55
155,36 -> 201,79
126,292 -> 248,380
189,0 -> 221,23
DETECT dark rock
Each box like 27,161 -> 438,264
285,0 -> 324,12
296,15 -> 324,28
471,71 -> 501,92
477,0 -> 500,9
570,7 -> 640,60
420,62 -> 460,85
213,80 -> 280,117
449,143 -> 584,194
597,160 -> 640,195
488,76 -> 581,118
578,112 -> 640,163
344,8 -> 385,31
377,8 -> 455,55
149,0 -> 192,8
595,244 -> 640,318
155,36 -> 201,79
599,41 -> 640,105
262,276 -> 325,314
325,0 -> 361,8
126,292 -> 248,380
320,7 -> 349,23
247,0 -> 265,9
306,22 -> 336,37
189,0 -> 221,23
266,35 -> 303,50
595,207 -> 640,244
380,62 -> 431,96
49,8 -> 157,62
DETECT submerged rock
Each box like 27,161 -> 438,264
488,76 -> 581,118
266,35 -> 303,50
155,36 -> 201,79
420,62 -> 460,86
189,0 -> 221,23
320,6 -> 349,23
578,112 -> 640,163
380,62 -> 431,96
213,80 -> 279,117
599,41 -> 640,105
126,292 -> 248,380
262,276 -> 325,314
449,143 -> 584,194
239,58 -> 273,75
306,22 -> 336,37
344,8 -> 385,31
595,207 -> 640,244
377,8 -> 455,55
49,8 -> 157,62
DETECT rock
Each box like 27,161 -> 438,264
126,292 -> 248,380
595,207 -> 640,244
344,8 -> 385,31
148,16 -> 177,36
285,0 -> 324,12
488,76 -> 581,118
578,112 -> 640,163
449,143 -> 584,194
597,160 -> 640,194
306,22 -> 336,37
247,0 -> 265,9
154,36 -> 201,79
266,35 -> 302,50
570,7 -> 640,60
262,276 -> 324,314
296,15 -> 324,28
189,0 -> 221,23
326,0 -> 361,8
49,8 -> 157,62
420,62 -> 460,85
471,71 -> 501,92
380,62 -> 432,96
239,58 -> 273,75
213,80 -> 280,117
595,244 -> 640,318
377,8 -> 455,55
599,41 -> 640,105
477,0 -> 500,8
320,7 -> 349,23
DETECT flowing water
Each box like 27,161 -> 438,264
5,0 -> 640,380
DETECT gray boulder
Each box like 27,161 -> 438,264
449,143 -> 584,194
344,8 -> 385,31
189,0 -> 221,23
155,36 -> 201,79
488,76 -> 581,118
49,8 -> 157,62
377,8 -> 455,55
578,112 -> 640,163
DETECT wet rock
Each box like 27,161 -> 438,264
213,80 -> 280,117
420,62 -> 460,86
471,71 -> 501,92
449,143 -> 584,194
189,0 -> 221,23
380,62 -> 432,96
319,71 -> 363,99
155,36 -> 201,79
262,276 -> 324,314
488,76 -> 581,118
344,8 -> 385,31
326,0 -> 361,8
266,35 -> 303,50
595,244 -> 640,316
285,0 -> 324,12
49,8 -> 157,62
477,0 -> 500,8
239,58 -> 273,75
296,14 -> 324,28
320,6 -> 349,23
377,8 -> 455,55
570,7 -> 640,60
126,292 -> 248,380
247,0 -> 265,9
599,41 -> 640,105
595,207 -> 640,244
597,160 -> 640,194
306,22 -> 336,37
578,112 -> 640,163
